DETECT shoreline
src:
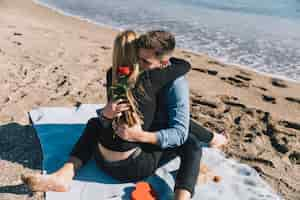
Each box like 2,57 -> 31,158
32,0 -> 300,84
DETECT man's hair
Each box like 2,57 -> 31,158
137,30 -> 175,58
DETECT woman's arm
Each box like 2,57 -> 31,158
98,68 -> 130,127
147,58 -> 191,93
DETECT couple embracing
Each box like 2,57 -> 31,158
23,30 -> 227,200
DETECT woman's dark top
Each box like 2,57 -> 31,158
98,57 -> 191,152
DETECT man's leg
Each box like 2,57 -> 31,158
174,134 -> 202,200
190,119 -> 228,149
22,118 -> 100,192
155,134 -> 202,200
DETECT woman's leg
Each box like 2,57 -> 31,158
95,147 -> 162,183
22,118 -> 101,192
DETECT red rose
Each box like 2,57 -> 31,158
117,66 -> 131,76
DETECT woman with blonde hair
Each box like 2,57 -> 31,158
22,30 -> 191,194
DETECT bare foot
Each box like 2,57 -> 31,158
210,131 -> 228,149
21,173 -> 71,192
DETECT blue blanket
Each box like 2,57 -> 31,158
29,104 -> 281,200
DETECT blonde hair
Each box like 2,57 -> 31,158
112,30 -> 139,87
111,30 -> 143,126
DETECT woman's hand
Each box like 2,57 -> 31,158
102,99 -> 130,119
115,123 -> 158,144
115,123 -> 143,142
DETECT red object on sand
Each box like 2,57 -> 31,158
131,182 -> 157,200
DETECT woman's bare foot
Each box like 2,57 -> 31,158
22,157 -> 81,192
21,173 -> 71,192
210,131 -> 228,149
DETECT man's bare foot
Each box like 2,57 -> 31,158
210,131 -> 228,149
21,173 -> 71,192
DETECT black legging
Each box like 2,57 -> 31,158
70,118 -> 202,196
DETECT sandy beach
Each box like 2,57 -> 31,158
0,0 -> 299,199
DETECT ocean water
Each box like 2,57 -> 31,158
36,0 -> 300,81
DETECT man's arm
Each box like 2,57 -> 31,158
115,77 -> 190,148
154,76 -> 190,148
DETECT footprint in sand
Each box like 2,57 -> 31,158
1,97 -> 10,104
244,133 -> 255,143
191,97 -> 218,109
234,116 -> 241,125
218,95 -> 246,109
278,120 -> 300,131
289,151 -> 300,165
221,76 -> 250,88
207,70 -> 218,76
271,78 -> 287,88
190,96 -> 227,119
100,46 -> 111,50
79,35 -> 88,40
285,97 -> 300,105
56,75 -> 69,88
51,66 -> 59,73
13,32 -> 23,36
238,70 -> 252,77
223,100 -> 246,109
192,68 -> 218,76
235,74 -> 252,81
269,135 -> 289,154
92,58 -> 99,63
18,91 -> 27,99
253,85 -> 268,91
262,95 -> 276,104
12,41 -> 22,46
63,90 -> 70,97
89,54 -> 99,63
207,59 -> 227,67
219,95 -> 239,101
192,68 -> 206,73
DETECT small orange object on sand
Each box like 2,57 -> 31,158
213,175 -> 222,183
131,182 -> 157,200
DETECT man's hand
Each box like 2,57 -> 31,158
102,99 -> 130,119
